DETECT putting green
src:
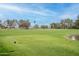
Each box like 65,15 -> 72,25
0,29 -> 79,56
1,35 -> 56,55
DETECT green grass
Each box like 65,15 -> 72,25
0,29 -> 79,56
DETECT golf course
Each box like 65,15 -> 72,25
0,29 -> 79,56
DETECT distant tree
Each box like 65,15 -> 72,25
5,19 -> 17,28
60,18 -> 73,29
75,15 -> 79,29
0,20 -> 1,24
55,23 -> 61,29
11,19 -> 18,28
34,20 -> 36,24
60,20 -> 66,29
0,20 -> 2,28
6,19 -> 12,28
64,18 -> 73,29
50,23 -> 56,29
40,25 -> 48,29
33,24 -> 39,29
19,19 -> 31,29
50,22 -> 61,29
0,20 -> 2,26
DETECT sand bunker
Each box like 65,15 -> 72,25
67,34 -> 79,40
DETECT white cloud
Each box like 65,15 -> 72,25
0,4 -> 23,12
58,4 -> 79,20
0,4 -> 57,17
59,14 -> 77,20
68,4 -> 79,11
37,8 -> 57,17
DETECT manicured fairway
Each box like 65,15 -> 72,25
0,29 -> 79,56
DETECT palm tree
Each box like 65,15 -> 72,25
34,20 -> 36,24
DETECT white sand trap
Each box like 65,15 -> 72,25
68,34 -> 79,41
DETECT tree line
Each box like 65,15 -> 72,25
50,15 -> 79,29
0,15 -> 79,29
0,19 -> 30,29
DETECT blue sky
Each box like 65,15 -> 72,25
0,3 -> 79,25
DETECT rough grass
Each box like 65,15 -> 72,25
0,29 -> 79,56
